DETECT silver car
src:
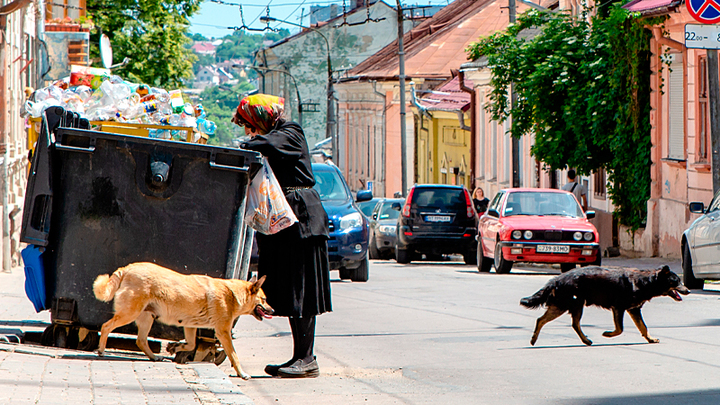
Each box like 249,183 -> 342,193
682,189 -> 720,289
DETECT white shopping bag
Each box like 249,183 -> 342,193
244,158 -> 298,235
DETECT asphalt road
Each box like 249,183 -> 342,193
225,257 -> 720,405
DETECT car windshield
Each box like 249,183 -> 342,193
313,170 -> 351,201
412,188 -> 466,209
378,203 -> 400,220
503,192 -> 584,218
357,201 -> 377,217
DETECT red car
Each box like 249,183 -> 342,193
477,188 -> 601,273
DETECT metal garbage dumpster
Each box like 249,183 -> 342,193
21,107 -> 262,360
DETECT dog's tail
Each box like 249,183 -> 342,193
93,269 -> 125,302
520,285 -> 553,309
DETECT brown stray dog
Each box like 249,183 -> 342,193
93,262 -> 274,380
520,265 -> 689,346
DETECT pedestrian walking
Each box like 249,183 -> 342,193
471,187 -> 489,214
233,94 -> 331,378
561,169 -> 587,211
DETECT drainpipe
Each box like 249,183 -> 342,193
34,0 -> 43,88
651,27 -> 684,51
459,70 -> 476,189
1,0 -> 34,272
409,81 -> 432,121
371,80 -> 388,196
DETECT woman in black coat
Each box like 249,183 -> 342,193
232,94 -> 330,378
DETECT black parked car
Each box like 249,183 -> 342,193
394,184 -> 478,264
368,198 -> 404,260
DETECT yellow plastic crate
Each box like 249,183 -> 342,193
27,117 -> 209,157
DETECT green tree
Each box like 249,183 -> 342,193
86,0 -> 202,88
466,7 -> 662,231
191,32 -> 209,41
199,81 -> 255,146
214,29 -> 290,62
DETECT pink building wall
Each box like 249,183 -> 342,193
628,10 -> 715,258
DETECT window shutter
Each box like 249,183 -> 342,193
668,57 -> 685,160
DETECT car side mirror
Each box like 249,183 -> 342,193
487,209 -> 499,218
372,213 -> 377,220
585,210 -> 595,219
689,202 -> 705,214
391,202 -> 402,211
356,190 -> 373,203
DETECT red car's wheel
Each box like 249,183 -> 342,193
493,241 -> 513,274
477,240 -> 492,272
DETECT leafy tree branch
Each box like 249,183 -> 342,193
466,6 -> 664,231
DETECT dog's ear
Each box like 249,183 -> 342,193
658,265 -> 671,274
249,274 -> 257,283
251,275 -> 266,294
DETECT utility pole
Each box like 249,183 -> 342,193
509,0 -> 520,188
396,0 -> 408,196
709,49 -> 720,193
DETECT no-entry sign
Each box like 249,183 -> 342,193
687,0 -> 720,24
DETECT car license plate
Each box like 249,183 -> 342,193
536,245 -> 570,254
425,215 -> 451,223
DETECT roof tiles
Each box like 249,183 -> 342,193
418,76 -> 474,111
348,0 -> 524,80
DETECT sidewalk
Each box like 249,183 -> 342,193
0,266 -> 254,405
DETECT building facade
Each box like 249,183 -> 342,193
1,0 -> 43,270
255,0 -> 417,150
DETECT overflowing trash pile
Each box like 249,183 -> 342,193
25,66 -> 217,142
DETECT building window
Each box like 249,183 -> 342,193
479,92 -> 486,178
491,121 -> 497,180
503,121 -> 510,183
698,56 -> 710,163
594,168 -> 606,199
667,53 -> 685,160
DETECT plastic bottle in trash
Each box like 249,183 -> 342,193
196,117 -> 216,136
75,85 -> 93,102
136,84 -> 150,97
139,99 -> 158,114
179,113 -> 196,129
169,90 -> 184,114
195,104 -> 206,118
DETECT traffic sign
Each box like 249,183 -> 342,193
687,0 -> 720,24
685,24 -> 720,49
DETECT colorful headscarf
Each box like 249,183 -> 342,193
232,94 -> 285,134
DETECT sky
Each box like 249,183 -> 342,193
189,0 -> 455,40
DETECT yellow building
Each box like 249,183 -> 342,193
411,76 -> 473,189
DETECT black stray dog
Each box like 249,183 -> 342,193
520,265 -> 689,346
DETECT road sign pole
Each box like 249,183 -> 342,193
686,22 -> 720,193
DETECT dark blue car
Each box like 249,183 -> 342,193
312,162 -> 373,282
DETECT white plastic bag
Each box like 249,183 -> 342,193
245,158 -> 298,235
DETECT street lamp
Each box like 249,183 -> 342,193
259,16 -> 336,162
234,64 -> 303,126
